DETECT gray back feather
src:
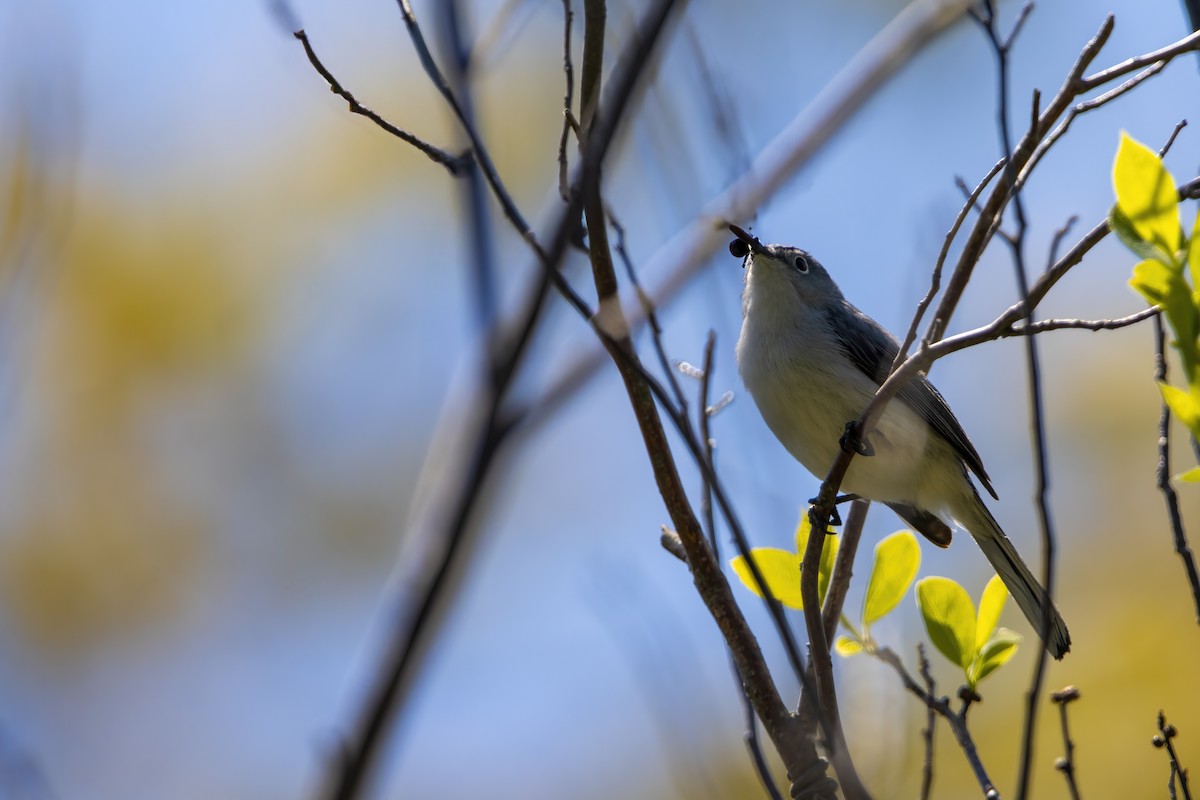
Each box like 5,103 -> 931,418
825,301 -> 998,500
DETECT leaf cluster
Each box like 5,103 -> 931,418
1114,133 -> 1200,480
732,521 -> 1019,688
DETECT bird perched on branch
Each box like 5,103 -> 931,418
730,223 -> 1070,659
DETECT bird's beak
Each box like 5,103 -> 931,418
728,223 -> 764,256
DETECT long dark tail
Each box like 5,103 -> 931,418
952,492 -> 1071,659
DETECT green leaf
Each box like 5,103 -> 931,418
916,577 -> 976,671
1130,259 -> 1197,376
863,530 -> 921,625
970,627 -> 1022,687
1188,209 -> 1200,289
1111,204 -> 1173,266
793,513 -> 813,554
818,532 -> 840,609
834,636 -> 864,657
1114,132 -> 1181,256
975,575 -> 1007,651
1178,466 -> 1200,483
1161,382 -> 1200,434
731,548 -> 804,609
794,513 -> 839,607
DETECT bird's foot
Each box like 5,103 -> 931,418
839,422 -> 874,457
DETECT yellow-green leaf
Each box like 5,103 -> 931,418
1130,258 -> 1197,375
1129,257 -> 1176,307
1178,466 -> 1200,483
975,575 -> 1008,650
863,530 -> 921,625
1114,132 -> 1181,256
1112,205 -> 1173,266
793,514 -> 813,554
794,513 -> 839,607
731,548 -> 804,609
969,627 -> 1022,687
1160,382 -> 1200,434
916,577 -> 976,671
1188,208 -> 1200,288
835,636 -> 864,657
818,532 -> 840,609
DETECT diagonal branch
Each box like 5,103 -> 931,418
392,0 -> 545,257
293,29 -> 469,174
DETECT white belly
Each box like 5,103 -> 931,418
738,326 -> 936,506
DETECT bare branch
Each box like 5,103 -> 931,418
1005,307 -> 1160,335
1154,315 -> 1200,622
1080,27 -> 1200,90
821,500 -> 868,646
557,0 -> 575,202
1155,711 -> 1193,800
392,0 -> 545,257
1051,687 -> 1082,800
1046,215 -> 1079,268
893,159 -> 1005,372
877,647 -> 997,797
611,212 -> 688,412
919,646 -> 938,800
293,29 -> 468,173
1160,119 -> 1189,157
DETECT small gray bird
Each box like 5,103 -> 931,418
729,224 -> 1070,659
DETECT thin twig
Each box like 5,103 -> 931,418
1079,27 -> 1200,90
972,6 -> 1059,796
1019,63 -> 1164,192
392,0 -> 545,258
821,500 -> 869,646
1005,307 -> 1160,335
698,332 -> 719,554
924,13 -> 1116,345
1161,119 -> 1189,157
1156,711 -> 1193,800
877,647 -> 997,797
292,30 -> 469,174
1051,687 -> 1082,800
695,331 -> 783,800
918,645 -> 937,800
557,0 -> 575,202
794,500 -> 869,782
893,159 -> 1005,372
611,211 -> 688,412
1047,216 -> 1079,269
1154,315 -> 1200,622
438,0 -> 499,329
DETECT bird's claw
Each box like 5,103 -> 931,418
839,422 -> 873,456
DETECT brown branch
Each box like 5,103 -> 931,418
925,13 -> 1114,344
1155,711 -> 1193,800
918,646 -> 938,800
822,500 -> 869,646
556,0 -> 575,202
1051,687 -> 1082,800
391,0 -> 545,258
877,647 -> 996,797
1079,27 -> 1200,89
1005,307 -> 1160,335
569,0 -> 834,794
292,29 -> 468,173
893,159 -> 1005,372
1154,315 -> 1200,622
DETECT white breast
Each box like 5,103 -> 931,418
736,279 -> 932,505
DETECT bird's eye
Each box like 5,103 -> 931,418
729,239 -> 750,258
793,255 -> 810,273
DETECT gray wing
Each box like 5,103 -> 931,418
829,302 -> 998,500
